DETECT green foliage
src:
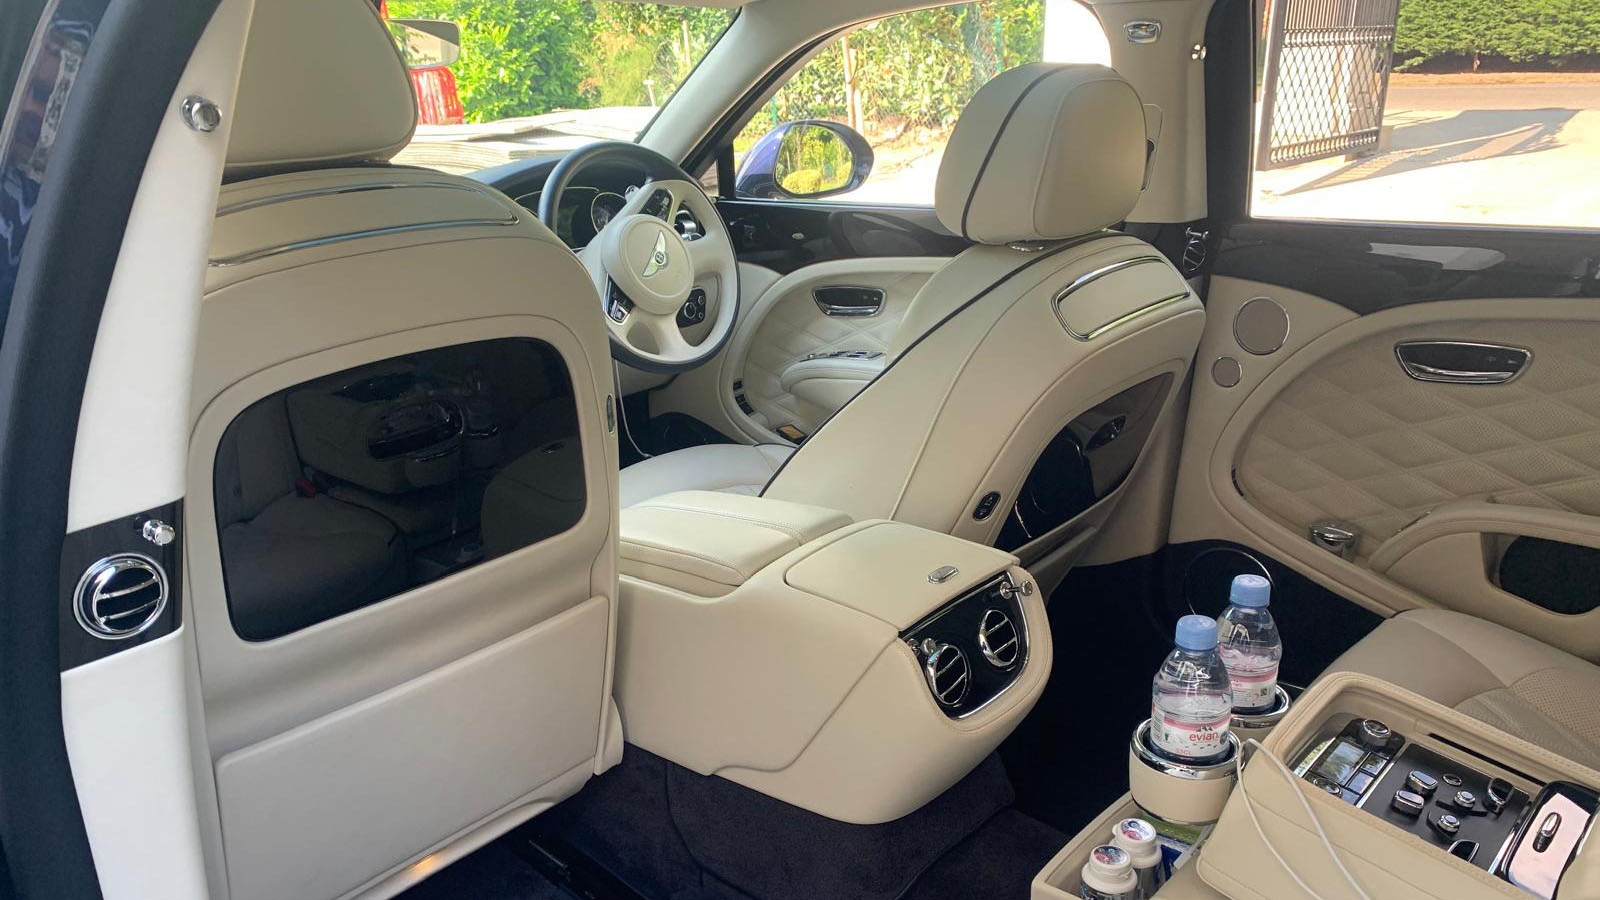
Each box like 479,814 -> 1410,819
387,0 -> 729,123
756,1 -> 1044,135
1393,0 -> 1600,68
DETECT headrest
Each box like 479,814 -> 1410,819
225,0 -> 418,177
934,63 -> 1146,245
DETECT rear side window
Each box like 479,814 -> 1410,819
213,338 -> 585,641
1250,0 -> 1600,229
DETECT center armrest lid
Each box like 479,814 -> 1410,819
783,521 -> 1018,630
620,490 -> 852,593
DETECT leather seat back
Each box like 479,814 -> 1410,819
763,65 -> 1206,560
186,2 -> 620,898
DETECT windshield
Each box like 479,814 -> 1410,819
385,1 -> 734,174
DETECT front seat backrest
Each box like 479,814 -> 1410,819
762,63 -> 1206,557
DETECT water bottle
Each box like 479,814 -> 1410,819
1217,574 -> 1283,715
1149,614 -> 1233,765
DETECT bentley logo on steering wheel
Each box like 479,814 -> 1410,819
642,232 -> 669,278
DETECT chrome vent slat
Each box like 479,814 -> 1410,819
922,641 -> 972,707
74,554 -> 169,640
978,608 -> 1022,668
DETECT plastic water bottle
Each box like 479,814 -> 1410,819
1149,615 -> 1233,764
1217,574 -> 1283,715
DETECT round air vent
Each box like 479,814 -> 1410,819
921,640 -> 971,707
74,554 -> 168,640
977,608 -> 1021,669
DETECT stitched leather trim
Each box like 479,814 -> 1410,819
958,67 -> 1061,242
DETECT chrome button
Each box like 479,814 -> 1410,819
1391,789 -> 1425,816
1406,770 -> 1439,797
1358,718 -> 1391,747
1431,813 -> 1462,838
1534,812 -> 1562,853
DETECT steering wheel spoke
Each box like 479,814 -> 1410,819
538,141 -> 738,374
633,311 -> 693,359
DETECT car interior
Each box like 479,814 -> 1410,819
4,0 -> 1600,898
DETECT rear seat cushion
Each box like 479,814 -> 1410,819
1328,608 -> 1600,770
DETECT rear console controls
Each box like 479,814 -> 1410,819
904,574 -> 1032,719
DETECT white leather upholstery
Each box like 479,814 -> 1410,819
933,63 -> 1146,244
624,68 -> 1200,552
619,490 -> 851,595
1329,609 -> 1600,770
226,0 -> 417,177
618,443 -> 793,508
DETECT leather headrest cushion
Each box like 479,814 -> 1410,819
226,0 -> 418,176
935,63 -> 1146,244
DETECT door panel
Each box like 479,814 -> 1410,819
651,198 -> 962,445
1171,273 -> 1600,658
736,258 -> 941,436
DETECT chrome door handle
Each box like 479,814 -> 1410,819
1395,341 -> 1531,385
813,286 -> 885,317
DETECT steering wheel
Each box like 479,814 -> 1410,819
540,141 -> 740,374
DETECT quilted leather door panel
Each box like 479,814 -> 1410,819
1169,274 -> 1600,658
1236,319 -> 1600,560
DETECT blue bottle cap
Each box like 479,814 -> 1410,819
1175,614 -> 1218,651
1230,573 -> 1272,608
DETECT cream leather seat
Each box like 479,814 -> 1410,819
622,64 -> 1205,550
1329,609 -> 1600,770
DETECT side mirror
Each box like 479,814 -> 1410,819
387,18 -> 461,71
735,121 -> 874,200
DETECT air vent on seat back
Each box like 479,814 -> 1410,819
74,554 -> 169,639
977,608 -> 1020,668
920,639 -> 971,707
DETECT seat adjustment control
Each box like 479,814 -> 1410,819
1406,770 -> 1438,797
1430,813 -> 1462,838
1391,789 -> 1425,817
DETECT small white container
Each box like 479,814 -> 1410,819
1079,844 -> 1138,900
1110,818 -> 1165,899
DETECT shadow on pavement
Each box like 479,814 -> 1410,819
1278,107 -> 1578,195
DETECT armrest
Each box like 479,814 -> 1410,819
1368,499 -> 1600,658
619,490 -> 852,596
778,355 -> 883,429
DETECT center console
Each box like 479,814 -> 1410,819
613,490 -> 1053,825
1034,671 -> 1599,900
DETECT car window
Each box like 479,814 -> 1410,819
731,0 -> 1110,206
1249,0 -> 1600,229
383,1 -> 733,175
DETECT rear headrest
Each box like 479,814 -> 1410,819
934,63 -> 1146,245
225,0 -> 418,177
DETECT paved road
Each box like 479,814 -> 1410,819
1388,83 -> 1600,111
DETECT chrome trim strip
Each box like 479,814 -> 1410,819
216,180 -> 487,216
1052,255 -> 1193,341
209,215 -> 519,267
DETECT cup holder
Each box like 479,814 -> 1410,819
1128,719 -> 1241,826
1231,685 -> 1292,739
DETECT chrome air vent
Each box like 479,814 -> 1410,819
74,554 -> 169,639
920,639 -> 971,707
977,608 -> 1020,669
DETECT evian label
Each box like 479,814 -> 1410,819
1149,709 -> 1231,760
1225,665 -> 1280,710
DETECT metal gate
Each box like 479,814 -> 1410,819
1256,0 -> 1401,169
